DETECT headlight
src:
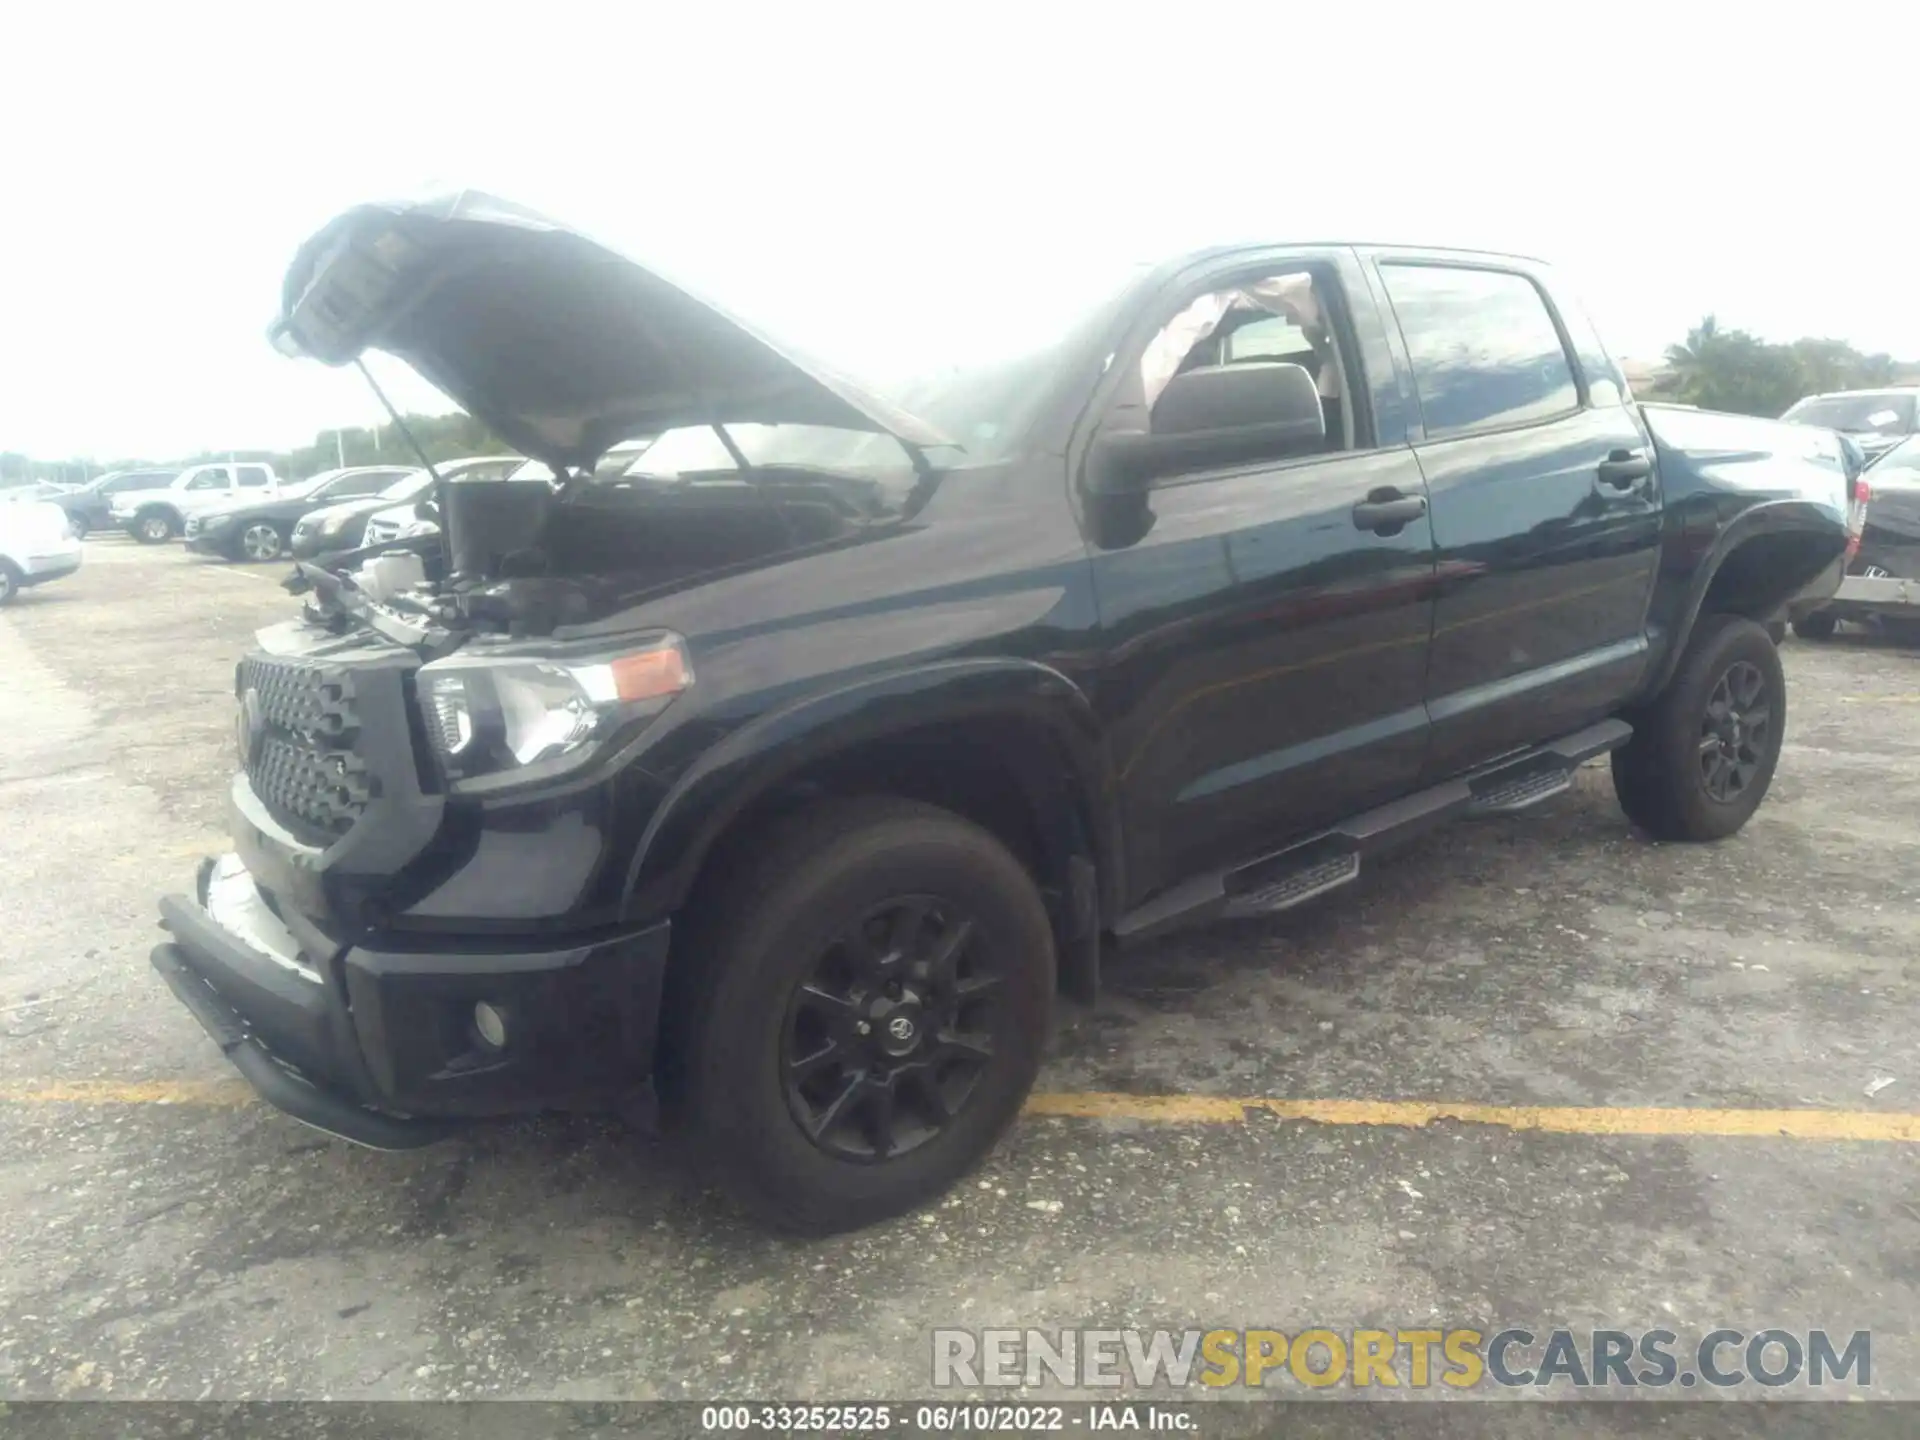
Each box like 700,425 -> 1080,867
415,633 -> 692,788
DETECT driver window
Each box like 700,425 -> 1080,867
186,469 -> 227,491
1130,269 -> 1355,454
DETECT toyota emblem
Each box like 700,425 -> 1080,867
887,1015 -> 916,1042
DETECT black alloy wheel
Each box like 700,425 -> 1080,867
673,796 -> 1054,1234
1698,660 -> 1771,804
1611,613 -> 1785,842
781,895 -> 1001,1162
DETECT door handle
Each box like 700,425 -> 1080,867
1597,450 -> 1653,489
1352,490 -> 1429,533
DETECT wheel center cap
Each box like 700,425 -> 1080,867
868,996 -> 925,1057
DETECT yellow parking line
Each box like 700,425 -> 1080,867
1025,1093 -> 1920,1142
0,1080 -> 254,1105
2,1082 -> 1917,1143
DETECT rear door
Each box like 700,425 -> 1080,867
1366,254 -> 1661,778
1082,247 -> 1437,902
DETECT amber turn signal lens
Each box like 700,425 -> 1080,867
609,645 -> 692,703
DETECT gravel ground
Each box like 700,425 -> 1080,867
2,537 -> 1917,1412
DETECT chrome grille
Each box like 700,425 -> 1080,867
184,515 -> 202,538
236,655 -> 374,841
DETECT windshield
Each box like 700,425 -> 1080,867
1783,393 -> 1917,436
1868,435 -> 1920,482
610,257 -> 1152,479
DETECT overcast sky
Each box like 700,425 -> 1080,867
2,1 -> 1912,462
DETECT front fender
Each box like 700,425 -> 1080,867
621,657 -> 1122,924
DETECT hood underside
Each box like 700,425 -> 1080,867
270,191 -> 951,474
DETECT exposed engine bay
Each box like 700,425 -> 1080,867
292,458 -> 918,650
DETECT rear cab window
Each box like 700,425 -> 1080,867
1378,264 -> 1580,438
236,465 -> 272,488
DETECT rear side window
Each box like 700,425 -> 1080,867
1380,264 -> 1579,439
236,465 -> 272,487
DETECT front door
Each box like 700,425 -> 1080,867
1084,251 -> 1437,903
1367,256 -> 1662,778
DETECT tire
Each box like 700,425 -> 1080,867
0,561 -> 18,606
1765,620 -> 1785,646
237,520 -> 287,562
672,796 -> 1055,1234
64,514 -> 88,540
132,508 -> 177,544
1611,614 -> 1786,842
1791,611 -> 1837,641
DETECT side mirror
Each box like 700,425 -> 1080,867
1085,362 -> 1325,494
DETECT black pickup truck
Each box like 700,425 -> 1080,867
150,194 -> 1855,1234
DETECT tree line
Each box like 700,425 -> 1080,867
1647,318 -> 1920,417
6,316 -> 1919,486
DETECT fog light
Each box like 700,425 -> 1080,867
473,1002 -> 508,1050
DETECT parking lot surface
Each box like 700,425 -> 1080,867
2,538 -> 1918,1404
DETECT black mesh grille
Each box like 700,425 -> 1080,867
237,655 -> 376,841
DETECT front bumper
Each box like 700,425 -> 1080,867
153,854 -> 672,1149
185,528 -> 234,554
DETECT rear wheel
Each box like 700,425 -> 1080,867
1791,610 -> 1837,641
133,508 -> 176,544
237,521 -> 287,562
673,797 -> 1055,1234
1612,614 -> 1785,842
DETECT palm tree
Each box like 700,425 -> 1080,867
1663,316 -> 1723,404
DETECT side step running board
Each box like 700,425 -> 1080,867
1112,717 -> 1631,946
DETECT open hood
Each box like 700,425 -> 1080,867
269,190 -> 952,474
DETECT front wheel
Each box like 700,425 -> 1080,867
132,509 -> 176,544
236,521 -> 287,562
1612,614 -> 1785,842
673,797 -> 1055,1234
0,561 -> 19,606
64,514 -> 88,540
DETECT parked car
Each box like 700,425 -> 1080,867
151,193 -> 1852,1235
0,480 -> 81,503
358,448 -> 644,547
354,455 -> 530,547
1781,387 -> 1920,467
290,456 -> 521,560
0,498 -> 83,604
184,466 -> 418,562
1792,432 -> 1920,640
54,469 -> 180,538
110,462 -> 284,543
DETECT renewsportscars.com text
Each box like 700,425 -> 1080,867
931,1327 -> 1870,1392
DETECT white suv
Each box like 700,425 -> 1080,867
110,462 -> 283,544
